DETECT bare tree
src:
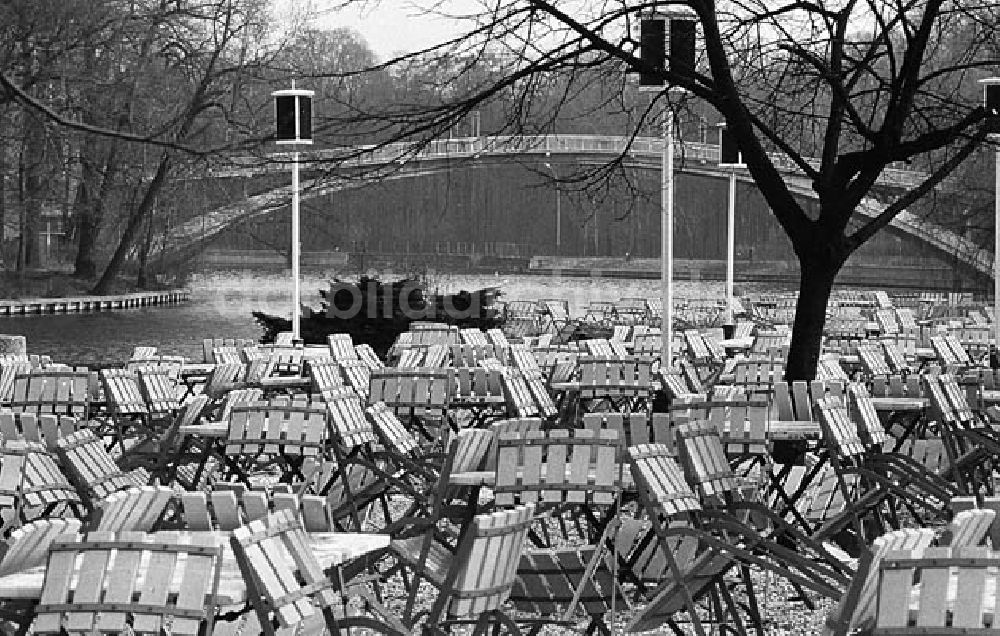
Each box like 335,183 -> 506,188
311,0 -> 1000,379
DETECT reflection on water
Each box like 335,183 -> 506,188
1,270 -> 753,366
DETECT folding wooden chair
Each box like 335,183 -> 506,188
307,357 -> 345,401
388,503 -> 535,633
0,440 -> 83,536
674,422 -> 853,596
452,366 -> 509,426
0,360 -> 30,406
813,395 -> 955,549
509,346 -> 559,419
232,509 -> 403,636
31,531 -> 223,635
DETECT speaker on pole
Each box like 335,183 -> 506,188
669,18 -> 696,79
640,18 -> 666,88
718,123 -> 745,167
272,87 -> 315,145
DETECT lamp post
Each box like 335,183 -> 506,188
544,157 -> 561,254
640,12 -> 697,370
982,78 -> 1000,353
717,123 -> 745,321
271,84 -> 314,343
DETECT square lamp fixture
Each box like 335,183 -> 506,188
272,87 -> 314,145
639,14 -> 697,90
717,123 -> 745,167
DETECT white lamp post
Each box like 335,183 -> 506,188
717,123 -> 745,321
271,84 -> 314,343
981,78 -> 1000,353
640,12 -> 697,370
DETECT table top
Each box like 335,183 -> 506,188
767,420 -> 822,441
870,396 -> 928,412
0,531 -> 389,606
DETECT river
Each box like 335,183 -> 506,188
0,270 -> 760,366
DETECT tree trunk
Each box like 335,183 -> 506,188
91,154 -> 170,295
73,146 -> 119,279
785,255 -> 841,381
19,111 -> 46,270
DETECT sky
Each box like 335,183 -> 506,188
311,1 -> 476,60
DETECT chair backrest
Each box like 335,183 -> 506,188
89,485 -> 174,532
0,412 -> 78,451
203,362 -> 245,398
56,430 -> 140,504
211,345 -> 243,365
814,397 -> 867,460
874,545 -> 1000,633
0,517 -> 82,576
137,368 -> 181,416
581,411 -> 673,457
368,368 -> 454,426
367,401 -> 421,457
309,357 -> 345,398
326,333 -> 357,361
627,444 -> 702,517
577,356 -> 654,401
496,368 -> 540,418
354,343 -> 384,369
822,528 -> 936,636
847,383 -> 888,448
486,327 -> 510,347
225,399 -> 328,460
674,422 -> 742,500
856,342 -> 891,377
100,368 -> 149,417
452,367 -> 505,400
203,337 -> 257,363
0,360 -> 30,404
9,369 -> 92,418
494,429 -> 621,508
430,504 -> 536,620
338,359 -> 372,399
183,486 -> 331,532
32,531 -> 223,635
324,388 -> 378,450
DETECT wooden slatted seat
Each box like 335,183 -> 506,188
730,358 -> 784,392
100,368 -> 149,421
0,518 -> 82,577
872,545 -> 1000,633
211,346 -> 243,365
31,531 -> 223,635
450,343 -> 507,367
495,367 -> 541,419
9,369 -> 92,419
223,399 -> 328,483
389,504 -> 535,632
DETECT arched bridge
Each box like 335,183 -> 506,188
158,135 -> 989,276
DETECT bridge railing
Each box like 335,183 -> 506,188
209,134 -> 928,190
